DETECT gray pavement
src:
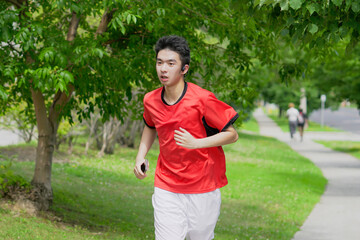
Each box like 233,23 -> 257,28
253,108 -> 360,240
310,107 -> 360,135
0,129 -> 23,146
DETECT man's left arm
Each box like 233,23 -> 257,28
174,125 -> 238,149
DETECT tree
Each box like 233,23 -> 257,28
252,0 -> 360,109
310,41 -> 360,108
1,0 -> 152,209
1,0 -> 282,210
255,0 -> 360,51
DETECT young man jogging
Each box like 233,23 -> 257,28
134,35 -> 239,240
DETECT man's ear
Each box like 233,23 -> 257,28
181,64 -> 189,75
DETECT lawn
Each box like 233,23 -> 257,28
315,140 -> 360,160
0,128 -> 326,239
266,113 -> 341,132
240,116 -> 260,133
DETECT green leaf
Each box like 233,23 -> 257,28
132,15 -> 137,24
120,24 -> 126,35
0,86 -> 8,101
306,3 -> 320,15
39,48 -> 55,63
4,68 -> 15,79
156,8 -> 165,16
96,49 -> 104,58
280,0 -> 289,10
60,70 -> 74,84
331,0 -> 343,7
308,23 -> 318,34
289,0 -> 304,10
345,0 -> 352,10
116,17 -> 122,29
59,81 -> 65,92
126,13 -> 132,24
1,26 -> 10,41
254,0 -> 261,7
352,2 -> 360,12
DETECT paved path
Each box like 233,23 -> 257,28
310,107 -> 360,135
0,129 -> 23,146
253,108 -> 360,240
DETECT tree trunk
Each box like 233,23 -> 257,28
31,132 -> 56,210
127,120 -> 141,148
84,112 -> 100,155
98,127 -> 108,157
30,89 -> 58,210
67,136 -> 73,155
98,117 -> 121,157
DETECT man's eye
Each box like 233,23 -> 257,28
157,62 -> 162,65
169,63 -> 174,66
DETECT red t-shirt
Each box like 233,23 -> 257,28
143,82 -> 238,194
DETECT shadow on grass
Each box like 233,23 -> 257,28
332,147 -> 360,154
50,163 -> 156,239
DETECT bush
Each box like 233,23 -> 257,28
0,157 -> 32,199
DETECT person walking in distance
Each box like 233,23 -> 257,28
286,103 -> 299,139
133,35 -> 239,240
297,108 -> 308,141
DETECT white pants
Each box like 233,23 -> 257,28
152,187 -> 221,240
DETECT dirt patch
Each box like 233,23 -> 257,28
0,195 -> 38,216
0,146 -> 70,163
0,146 -> 36,162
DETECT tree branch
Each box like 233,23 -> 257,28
96,8 -> 118,37
67,12 -> 80,42
48,84 -> 75,132
31,89 -> 51,135
47,11 -> 80,131
6,0 -> 22,8
173,0 -> 227,26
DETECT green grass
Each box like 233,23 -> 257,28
267,114 -> 341,132
240,116 -> 260,133
0,132 -> 327,240
315,140 -> 360,160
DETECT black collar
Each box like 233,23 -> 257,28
161,82 -> 188,106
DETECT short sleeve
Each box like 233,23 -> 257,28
143,96 -> 155,129
204,93 -> 239,132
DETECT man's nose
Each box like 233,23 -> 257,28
160,63 -> 168,72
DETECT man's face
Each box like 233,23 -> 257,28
156,49 -> 186,87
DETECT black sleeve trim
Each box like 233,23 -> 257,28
221,113 -> 239,132
143,117 -> 155,129
202,117 -> 220,137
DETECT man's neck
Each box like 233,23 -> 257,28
163,80 -> 185,105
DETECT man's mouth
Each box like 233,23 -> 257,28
161,76 -> 169,81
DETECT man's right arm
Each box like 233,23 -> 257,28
134,125 -> 157,179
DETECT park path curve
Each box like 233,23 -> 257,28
253,108 -> 360,240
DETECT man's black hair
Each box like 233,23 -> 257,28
155,35 -> 190,69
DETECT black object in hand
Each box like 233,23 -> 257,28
141,163 -> 146,173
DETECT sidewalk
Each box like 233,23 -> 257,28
253,108 -> 360,240
0,129 -> 23,146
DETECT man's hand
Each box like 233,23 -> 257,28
174,127 -> 199,149
134,158 -> 148,180
174,125 -> 238,149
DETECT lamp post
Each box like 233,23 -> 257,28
320,94 -> 326,128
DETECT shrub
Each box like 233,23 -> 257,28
0,156 -> 32,199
